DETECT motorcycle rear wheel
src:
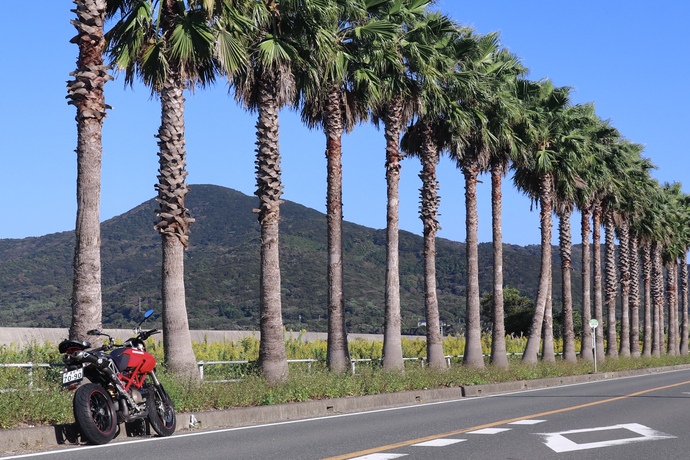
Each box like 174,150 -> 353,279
73,383 -> 118,445
147,384 -> 176,436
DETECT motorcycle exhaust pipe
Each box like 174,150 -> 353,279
118,399 -> 149,423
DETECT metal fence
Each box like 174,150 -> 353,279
1,353 -> 528,389
196,357 -> 431,381
0,362 -> 56,391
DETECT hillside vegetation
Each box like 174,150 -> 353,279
0,184 -> 583,333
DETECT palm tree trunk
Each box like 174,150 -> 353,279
604,209 -> 618,358
680,253 -> 689,355
523,173 -> 553,364
580,208 -> 593,362
462,163 -> 485,368
558,209 -> 576,362
541,273 -> 555,363
382,97 -> 404,371
255,72 -> 288,383
592,204 -> 605,362
418,123 -> 445,369
629,234 -> 641,357
160,235 -> 196,377
666,261 -> 678,355
641,240 -> 653,357
155,75 -> 197,378
651,241 -> 664,357
67,0 -> 109,341
489,162 -> 508,369
324,84 -> 349,373
617,221 -> 631,357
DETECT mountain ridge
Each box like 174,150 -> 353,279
0,184 -> 581,333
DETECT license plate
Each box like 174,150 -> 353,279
62,367 -> 83,385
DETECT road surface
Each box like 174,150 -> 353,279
4,369 -> 690,459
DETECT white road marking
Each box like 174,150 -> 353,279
509,419 -> 546,425
537,423 -> 676,453
467,427 -> 512,434
412,438 -> 466,447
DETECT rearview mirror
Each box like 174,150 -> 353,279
87,329 -> 101,336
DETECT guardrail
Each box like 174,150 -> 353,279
0,362 -> 56,391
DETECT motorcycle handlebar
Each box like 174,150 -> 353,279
139,329 -> 160,340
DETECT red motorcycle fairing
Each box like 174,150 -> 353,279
110,347 -> 157,391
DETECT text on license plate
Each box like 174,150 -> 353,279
62,367 -> 83,384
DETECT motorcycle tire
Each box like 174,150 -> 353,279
147,384 -> 176,437
73,383 -> 118,445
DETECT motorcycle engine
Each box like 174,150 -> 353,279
131,388 -> 144,404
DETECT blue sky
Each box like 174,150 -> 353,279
3,1 -> 689,246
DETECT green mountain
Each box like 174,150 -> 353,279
0,184 -> 582,333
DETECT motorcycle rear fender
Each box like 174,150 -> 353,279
58,339 -> 91,354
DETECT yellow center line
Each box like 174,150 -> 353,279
323,379 -> 690,460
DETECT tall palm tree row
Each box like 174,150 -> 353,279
63,1 -> 690,379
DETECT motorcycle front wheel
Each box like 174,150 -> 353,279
147,383 -> 176,436
73,383 -> 117,445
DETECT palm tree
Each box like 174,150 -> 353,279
681,251 -> 689,355
628,171 -> 656,357
631,180 -> 668,358
298,0 -> 395,373
651,238 -> 665,356
480,49 -> 526,369
579,207 -> 594,361
602,205 -> 618,358
573,117 -> 619,362
660,183 -> 685,355
512,79 -> 572,364
614,145 -> 652,356
232,0 -> 334,383
447,32 -> 523,368
106,0 -> 219,378
586,136 -> 630,360
599,140 -> 651,358
369,0 -> 435,370
633,181 -> 663,357
400,16 -> 467,369
628,230 -> 642,357
67,0 -> 110,342
551,103 -> 601,363
600,141 -> 630,358
679,194 -> 690,355
591,199 -> 606,361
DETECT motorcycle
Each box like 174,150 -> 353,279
58,309 -> 176,445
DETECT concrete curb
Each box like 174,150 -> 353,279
3,364 -> 690,455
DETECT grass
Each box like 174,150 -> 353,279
3,352 -> 690,430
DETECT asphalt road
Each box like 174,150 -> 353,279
6,369 -> 690,460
